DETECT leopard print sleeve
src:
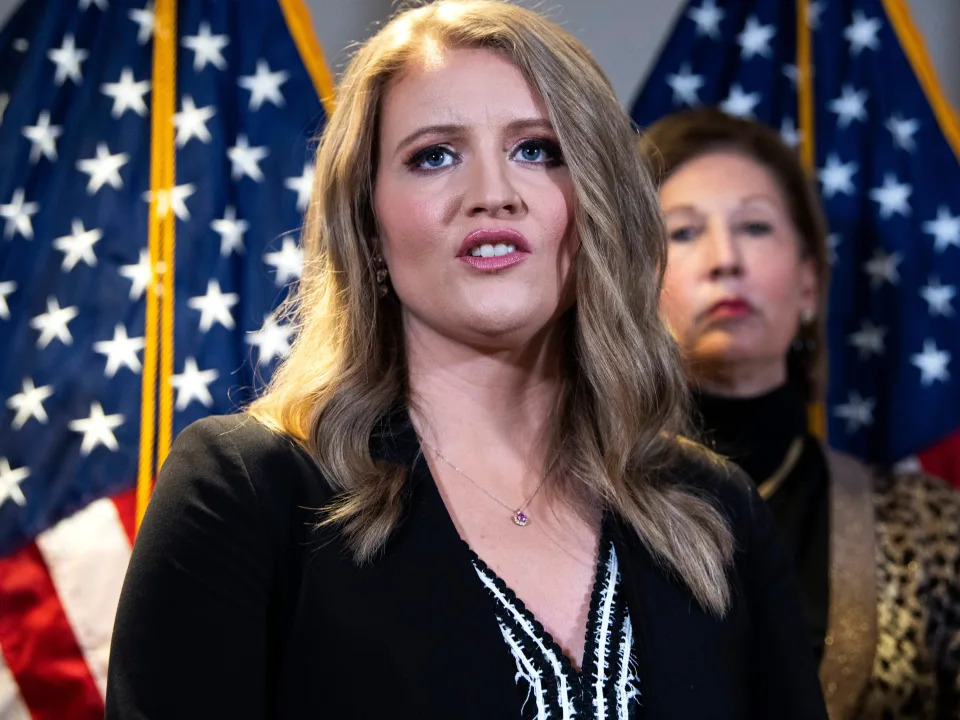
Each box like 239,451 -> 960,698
870,471 -> 960,719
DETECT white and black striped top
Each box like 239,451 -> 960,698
472,541 -> 641,720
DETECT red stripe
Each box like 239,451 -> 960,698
110,487 -> 138,546
0,542 -> 104,720
918,429 -> 960,490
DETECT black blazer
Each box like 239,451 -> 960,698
106,412 -> 827,719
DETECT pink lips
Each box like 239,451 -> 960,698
458,228 -> 531,272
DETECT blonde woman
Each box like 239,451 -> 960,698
107,3 -> 826,718
642,107 -> 960,719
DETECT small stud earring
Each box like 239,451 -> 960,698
801,309 -> 815,325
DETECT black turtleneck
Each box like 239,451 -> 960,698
693,382 -> 830,664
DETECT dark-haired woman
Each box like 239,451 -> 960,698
642,107 -> 960,719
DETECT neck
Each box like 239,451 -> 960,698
688,356 -> 787,398
404,316 -> 565,482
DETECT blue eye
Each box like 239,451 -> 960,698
408,145 -> 457,171
512,138 -> 563,166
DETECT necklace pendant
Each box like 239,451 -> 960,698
513,510 -> 529,527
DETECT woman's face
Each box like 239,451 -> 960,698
373,47 -> 577,349
658,151 -> 817,390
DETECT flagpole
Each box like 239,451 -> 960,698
278,0 -> 336,116
882,0 -> 960,162
138,0 -> 178,530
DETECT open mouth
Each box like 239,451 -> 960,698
458,228 -> 530,271
467,242 -> 517,257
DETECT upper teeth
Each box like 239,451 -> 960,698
470,243 -> 516,257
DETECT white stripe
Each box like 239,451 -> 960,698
615,617 -> 634,720
36,497 -> 132,699
498,621 -> 548,720
593,544 -> 619,719
475,564 -> 577,720
0,655 -> 32,720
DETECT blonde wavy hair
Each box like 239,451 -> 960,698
249,0 -> 734,615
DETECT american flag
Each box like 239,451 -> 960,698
632,0 -> 960,486
0,1 -> 329,717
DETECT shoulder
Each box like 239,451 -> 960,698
661,437 -> 758,532
874,466 -> 960,544
154,414 -> 333,536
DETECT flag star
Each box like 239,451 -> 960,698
911,339 -> 951,386
68,402 -> 124,455
22,111 -> 63,163
920,277 -> 956,317
665,64 -> 704,107
264,236 -> 303,286
181,22 -> 229,71
47,34 -> 88,86
779,117 -> 800,148
848,320 -> 886,359
720,84 -> 761,118
77,142 -> 129,194
228,134 -> 269,182
174,96 -> 216,147
869,173 -> 912,219
844,10 -> 882,55
826,233 -> 841,265
101,67 -> 150,118
818,154 -> 858,199
128,2 -> 155,45
829,85 -> 868,128
238,59 -> 289,110
863,248 -> 902,288
833,392 -> 875,433
0,459 -> 28,507
120,249 -> 154,300
688,0 -> 724,39
0,280 -> 15,319
80,0 -> 109,9
211,206 -> 248,256
188,279 -> 239,332
922,206 -> 960,253
0,188 -> 39,240
782,63 -> 799,87
53,219 -> 102,271
143,183 -> 197,220
247,314 -> 294,364
30,297 -> 79,349
806,1 -> 823,30
285,163 -> 314,212
7,378 -> 53,430
93,324 -> 145,377
170,358 -> 218,410
885,114 -> 919,152
737,16 -> 775,60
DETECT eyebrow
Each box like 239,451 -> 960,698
393,118 -> 556,157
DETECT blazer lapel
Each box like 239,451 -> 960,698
359,411 -> 522,716
819,446 -> 877,720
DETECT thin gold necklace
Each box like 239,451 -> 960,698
419,437 -> 555,527
757,436 -> 805,500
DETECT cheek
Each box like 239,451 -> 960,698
659,253 -> 697,333
375,181 -> 453,263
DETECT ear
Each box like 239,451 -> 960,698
798,255 -> 818,316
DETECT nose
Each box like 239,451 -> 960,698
704,219 -> 743,280
463,153 -> 523,218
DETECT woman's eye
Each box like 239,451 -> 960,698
512,138 -> 563,166
740,221 -> 773,236
668,226 -> 699,242
408,145 -> 457,170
